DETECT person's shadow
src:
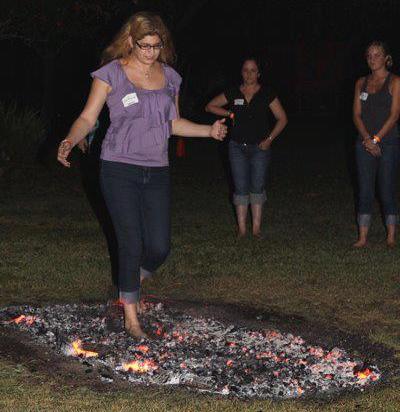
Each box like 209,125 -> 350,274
78,122 -> 119,299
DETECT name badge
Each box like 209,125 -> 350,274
360,92 -> 368,101
122,93 -> 139,107
234,98 -> 244,106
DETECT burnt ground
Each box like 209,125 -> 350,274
0,297 -> 398,404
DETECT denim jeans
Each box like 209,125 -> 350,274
355,141 -> 399,226
100,160 -> 170,303
228,140 -> 271,205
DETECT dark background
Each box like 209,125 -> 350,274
1,0 -> 400,149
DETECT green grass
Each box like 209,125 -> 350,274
1,118 -> 400,410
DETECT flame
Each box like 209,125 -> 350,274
356,368 -> 372,379
122,359 -> 158,373
71,340 -> 98,358
7,315 -> 36,325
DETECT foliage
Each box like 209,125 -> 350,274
0,102 -> 45,166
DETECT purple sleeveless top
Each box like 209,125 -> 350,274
91,60 -> 182,166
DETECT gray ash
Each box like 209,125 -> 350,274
0,302 -> 380,399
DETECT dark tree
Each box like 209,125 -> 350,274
0,0 -> 136,129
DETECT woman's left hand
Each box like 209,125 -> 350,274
258,137 -> 272,151
210,119 -> 227,141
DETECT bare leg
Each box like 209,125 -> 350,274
353,226 -> 369,248
386,224 -> 396,248
236,205 -> 248,237
251,203 -> 263,236
124,302 -> 147,338
136,273 -> 147,315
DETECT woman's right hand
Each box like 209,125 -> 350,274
57,139 -> 73,167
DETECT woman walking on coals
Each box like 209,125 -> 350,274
353,41 -> 400,248
57,12 -> 227,338
206,58 -> 287,238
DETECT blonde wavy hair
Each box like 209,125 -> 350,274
101,12 -> 175,66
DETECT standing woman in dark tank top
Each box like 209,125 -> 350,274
353,41 -> 400,248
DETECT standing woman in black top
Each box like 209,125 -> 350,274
206,58 -> 287,238
353,41 -> 400,248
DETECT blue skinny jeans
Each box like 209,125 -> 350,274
100,160 -> 170,303
355,141 -> 399,226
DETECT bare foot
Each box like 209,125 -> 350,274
253,231 -> 264,240
386,239 -> 396,248
136,300 -> 146,315
125,322 -> 148,339
353,239 -> 367,248
237,230 -> 246,239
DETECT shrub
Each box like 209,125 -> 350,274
0,102 -> 45,166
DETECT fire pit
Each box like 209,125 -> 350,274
0,301 -> 380,399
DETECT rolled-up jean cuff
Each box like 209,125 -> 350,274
140,267 -> 153,280
250,191 -> 266,205
233,194 -> 249,206
357,214 -> 371,227
385,214 -> 399,225
119,290 -> 140,304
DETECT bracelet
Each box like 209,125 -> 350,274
372,135 -> 381,144
61,138 -> 73,147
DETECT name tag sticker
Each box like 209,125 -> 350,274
234,98 -> 244,105
122,93 -> 139,107
360,92 -> 368,101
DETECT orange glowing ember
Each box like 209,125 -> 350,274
356,368 -> 372,379
71,340 -> 98,358
122,359 -> 158,373
137,345 -> 149,353
7,315 -> 36,325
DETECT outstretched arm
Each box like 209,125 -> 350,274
57,78 -> 110,167
172,95 -> 227,140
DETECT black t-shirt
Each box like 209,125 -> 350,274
224,85 -> 277,144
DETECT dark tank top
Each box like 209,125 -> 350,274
360,74 -> 399,145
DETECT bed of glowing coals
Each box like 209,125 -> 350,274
0,301 -> 380,399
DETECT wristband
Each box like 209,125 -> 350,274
372,135 -> 381,144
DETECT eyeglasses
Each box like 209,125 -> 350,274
136,41 -> 164,51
